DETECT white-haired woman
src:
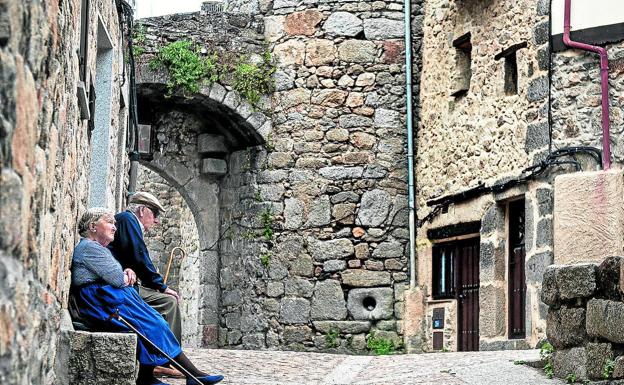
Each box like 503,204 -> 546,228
71,207 -> 223,385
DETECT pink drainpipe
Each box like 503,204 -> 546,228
563,0 -> 612,170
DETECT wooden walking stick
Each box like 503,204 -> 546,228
163,246 -> 186,285
107,309 -> 202,384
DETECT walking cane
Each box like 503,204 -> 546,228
107,309 -> 203,384
163,247 -> 186,285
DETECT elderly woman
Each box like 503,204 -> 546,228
71,207 -> 223,385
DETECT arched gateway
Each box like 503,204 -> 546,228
135,61 -> 270,346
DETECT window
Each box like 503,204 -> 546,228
495,42 -> 527,96
432,244 -> 456,299
451,32 -> 472,98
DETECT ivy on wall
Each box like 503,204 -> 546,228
149,40 -> 275,105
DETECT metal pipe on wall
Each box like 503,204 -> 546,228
404,0 -> 417,288
562,0 -> 612,170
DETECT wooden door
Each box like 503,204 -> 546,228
508,200 -> 526,339
457,239 -> 480,351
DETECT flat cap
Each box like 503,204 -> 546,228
129,191 -> 166,213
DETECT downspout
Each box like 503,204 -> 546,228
404,0 -> 417,288
562,0 -> 611,170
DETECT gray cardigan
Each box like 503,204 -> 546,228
71,238 -> 125,288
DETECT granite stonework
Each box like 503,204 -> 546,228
544,257 -> 624,382
410,0 -> 624,354
0,0 -> 133,383
137,167 -> 202,347
133,0 -> 422,353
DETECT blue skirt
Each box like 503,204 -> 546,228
75,284 -> 182,366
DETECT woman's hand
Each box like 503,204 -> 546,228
123,268 -> 137,286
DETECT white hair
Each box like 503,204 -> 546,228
78,207 -> 114,237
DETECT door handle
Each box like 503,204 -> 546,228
458,293 -> 466,300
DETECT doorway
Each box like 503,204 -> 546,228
508,199 -> 526,339
456,239 -> 480,351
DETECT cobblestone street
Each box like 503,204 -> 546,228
166,349 -> 563,385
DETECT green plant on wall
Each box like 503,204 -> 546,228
540,342 -> 555,379
149,40 -> 218,96
259,251 -> 271,268
325,329 -> 340,348
366,332 -> 400,355
149,41 -> 275,104
603,359 -> 615,379
133,23 -> 147,57
260,207 -> 274,241
231,51 -> 276,105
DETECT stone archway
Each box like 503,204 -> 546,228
136,166 -> 202,347
136,65 -> 270,346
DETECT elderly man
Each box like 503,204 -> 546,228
108,192 -> 182,353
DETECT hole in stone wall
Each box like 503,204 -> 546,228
362,296 -> 377,311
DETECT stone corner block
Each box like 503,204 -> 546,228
586,299 -> 624,344
67,331 -> 137,385
554,170 -> 624,265
556,263 -> 597,300
553,347 -> 587,381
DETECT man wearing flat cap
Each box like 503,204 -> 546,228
108,192 -> 182,344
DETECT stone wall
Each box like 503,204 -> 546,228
0,0 -> 130,383
551,42 -> 624,165
417,0 -> 546,207
135,0 -> 422,352
137,166 -> 202,347
542,257 -> 624,382
217,0 -> 421,352
411,0 -> 623,354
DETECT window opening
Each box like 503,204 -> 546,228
495,42 -> 527,96
451,32 -> 472,98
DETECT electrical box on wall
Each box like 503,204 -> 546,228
432,308 -> 445,329
551,0 -> 624,51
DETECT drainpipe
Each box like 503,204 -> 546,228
563,0 -> 611,170
404,0 -> 417,288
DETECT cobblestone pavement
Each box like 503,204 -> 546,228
164,349 -> 564,385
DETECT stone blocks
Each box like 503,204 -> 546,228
586,299 -> 624,344
341,269 -> 391,287
540,263 -> 597,305
311,280 -> 347,321
347,287 -> 394,320
546,307 -> 587,349
554,170 -> 624,265
66,331 -> 137,385
543,257 -> 624,382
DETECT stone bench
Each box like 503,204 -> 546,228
57,310 -> 138,385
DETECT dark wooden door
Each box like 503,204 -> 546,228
508,200 -> 526,339
457,239 -> 480,351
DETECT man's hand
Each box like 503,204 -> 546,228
164,287 -> 180,302
123,268 -> 137,286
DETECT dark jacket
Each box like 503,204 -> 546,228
108,211 -> 167,292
